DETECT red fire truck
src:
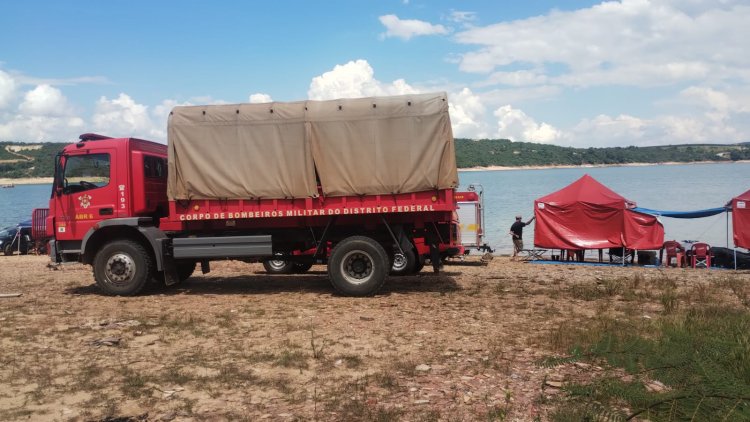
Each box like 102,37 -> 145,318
33,93 -> 463,296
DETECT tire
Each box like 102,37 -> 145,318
3,244 -> 12,256
293,261 -> 314,273
263,256 -> 295,274
176,260 -> 196,282
328,236 -> 389,296
412,255 -> 426,274
93,240 -> 153,296
391,247 -> 416,276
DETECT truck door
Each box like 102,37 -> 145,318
53,151 -> 117,241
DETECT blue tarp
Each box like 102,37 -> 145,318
632,207 -> 728,219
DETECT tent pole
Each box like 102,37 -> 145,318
735,247 -> 738,271
727,211 -> 729,248
622,246 -> 625,267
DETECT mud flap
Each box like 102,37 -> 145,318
163,257 -> 180,286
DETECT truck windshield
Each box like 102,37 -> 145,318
62,153 -> 111,194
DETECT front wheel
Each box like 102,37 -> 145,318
328,236 -> 388,296
93,240 -> 153,296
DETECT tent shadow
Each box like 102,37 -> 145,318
65,273 -> 461,297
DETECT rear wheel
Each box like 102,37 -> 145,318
93,240 -> 153,296
263,256 -> 295,274
176,260 -> 196,282
3,244 -> 12,256
391,247 -> 416,276
328,236 -> 388,296
412,255 -> 426,274
293,261 -> 314,273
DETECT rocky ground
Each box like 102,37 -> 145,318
0,254 -> 747,421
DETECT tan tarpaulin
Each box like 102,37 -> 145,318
168,92 -> 458,200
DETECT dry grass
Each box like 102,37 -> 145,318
0,254 -> 746,420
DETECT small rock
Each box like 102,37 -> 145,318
415,330 -> 428,336
413,399 -> 430,405
645,380 -> 667,393
544,380 -> 563,389
334,359 -> 343,366
91,336 -> 121,347
159,412 -> 176,421
415,364 -> 431,372
360,316 -> 375,321
409,387 -> 418,392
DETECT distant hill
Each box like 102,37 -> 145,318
0,142 -> 67,179
454,138 -> 750,168
1,139 -> 748,179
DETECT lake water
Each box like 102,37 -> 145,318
1,162 -> 748,253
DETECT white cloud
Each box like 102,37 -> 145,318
92,94 -> 164,141
455,1 -> 750,88
0,78 -> 84,142
0,115 -> 84,142
493,105 -> 562,143
308,59 -> 418,100
0,70 -> 17,109
448,88 -> 487,138
19,84 -> 71,116
379,15 -> 449,40
249,93 -> 273,103
447,11 -> 477,24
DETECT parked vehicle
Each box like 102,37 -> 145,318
0,220 -> 32,255
33,93 -> 462,296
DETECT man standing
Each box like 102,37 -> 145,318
509,214 -> 535,260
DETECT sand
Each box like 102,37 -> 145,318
0,254 -> 746,421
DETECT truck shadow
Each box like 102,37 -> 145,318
65,273 -> 461,296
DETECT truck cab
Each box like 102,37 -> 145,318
45,133 -> 167,262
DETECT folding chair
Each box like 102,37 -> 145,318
609,248 -> 634,265
519,249 -> 547,261
660,240 -> 685,268
691,242 -> 711,268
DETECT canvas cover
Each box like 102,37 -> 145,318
533,175 -> 664,250
733,189 -> 750,249
167,92 -> 458,200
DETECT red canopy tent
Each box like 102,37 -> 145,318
533,174 -> 664,250
733,189 -> 750,249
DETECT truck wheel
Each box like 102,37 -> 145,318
176,260 -> 196,282
412,255 -> 426,274
328,236 -> 388,296
93,240 -> 153,296
263,257 -> 295,274
294,262 -> 314,273
3,244 -> 12,256
391,248 -> 416,276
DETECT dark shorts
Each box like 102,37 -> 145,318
513,238 -> 523,252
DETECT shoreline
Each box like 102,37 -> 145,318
458,160 -> 750,172
0,177 -> 53,186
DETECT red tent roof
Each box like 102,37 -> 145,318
733,189 -> 750,249
533,174 -> 663,250
536,174 -> 631,209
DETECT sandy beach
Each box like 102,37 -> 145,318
1,254 -> 746,421
0,177 -> 53,185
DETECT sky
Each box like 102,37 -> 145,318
1,0 -> 749,147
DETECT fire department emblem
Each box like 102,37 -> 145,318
78,194 -> 92,209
